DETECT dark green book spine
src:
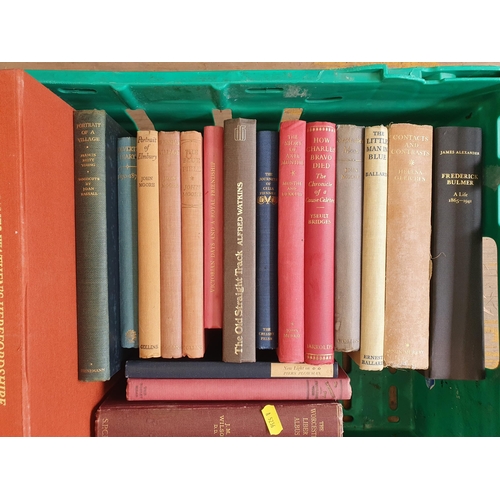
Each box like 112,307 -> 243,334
429,126 -> 484,380
117,137 -> 138,348
74,109 -> 127,381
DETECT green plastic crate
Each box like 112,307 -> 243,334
28,64 -> 500,437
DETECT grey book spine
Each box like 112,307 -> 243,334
334,125 -> 364,352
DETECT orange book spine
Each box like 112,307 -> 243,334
137,130 -> 161,358
181,131 -> 205,357
159,132 -> 182,358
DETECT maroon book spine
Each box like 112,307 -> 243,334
304,122 -> 336,364
126,368 -> 351,401
95,398 -> 343,437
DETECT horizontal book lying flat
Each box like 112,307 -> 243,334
95,392 -> 344,437
125,359 -> 338,379
126,366 -> 351,401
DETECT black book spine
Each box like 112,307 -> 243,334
125,360 -> 339,379
429,126 -> 484,380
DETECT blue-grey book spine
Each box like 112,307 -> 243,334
125,359 -> 338,378
118,137 -> 139,348
256,131 -> 279,350
74,109 -> 129,381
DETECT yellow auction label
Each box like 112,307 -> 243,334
261,405 -> 284,436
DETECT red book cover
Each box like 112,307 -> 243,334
126,366 -> 351,401
203,125 -> 224,329
0,69 -> 112,436
277,120 -> 306,362
304,122 -> 336,365
95,392 -> 344,437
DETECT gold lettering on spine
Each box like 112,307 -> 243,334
438,151 -> 480,203
234,182 -> 244,355
76,119 -> 102,197
0,203 -> 5,406
257,172 -> 278,205
118,144 -> 137,181
214,414 -> 231,436
281,133 -> 304,195
207,160 -> 217,293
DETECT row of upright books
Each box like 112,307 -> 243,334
74,106 -> 485,384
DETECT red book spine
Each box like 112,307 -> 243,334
126,369 -> 351,401
304,122 -> 336,364
203,126 -> 224,329
277,120 -> 306,362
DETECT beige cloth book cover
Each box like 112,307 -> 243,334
384,123 -> 433,369
357,125 -> 388,371
180,131 -> 205,358
159,131 -> 182,358
137,129 -> 161,358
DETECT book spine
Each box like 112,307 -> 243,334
334,125 -> 364,352
384,124 -> 433,369
304,122 -> 336,365
1,73 -> 28,433
74,110 -> 122,381
203,126 -> 224,329
158,131 -> 182,358
127,377 -> 352,401
117,137 -> 139,349
223,118 -> 257,362
95,400 -> 343,437
125,360 -> 336,378
277,120 -> 306,362
137,130 -> 161,358
428,126 -> 484,380
180,131 -> 205,358
256,130 -> 279,350
358,125 -> 388,371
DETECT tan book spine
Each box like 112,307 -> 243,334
137,130 -> 161,358
159,132 -> 182,358
358,125 -> 388,371
180,131 -> 205,358
384,123 -> 433,369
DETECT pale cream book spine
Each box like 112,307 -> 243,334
180,131 -> 205,358
384,123 -> 433,369
357,125 -> 388,371
159,131 -> 182,358
137,130 -> 161,358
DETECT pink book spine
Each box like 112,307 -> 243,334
203,126 -> 224,329
126,374 -> 352,401
304,122 -> 336,365
277,120 -> 306,362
